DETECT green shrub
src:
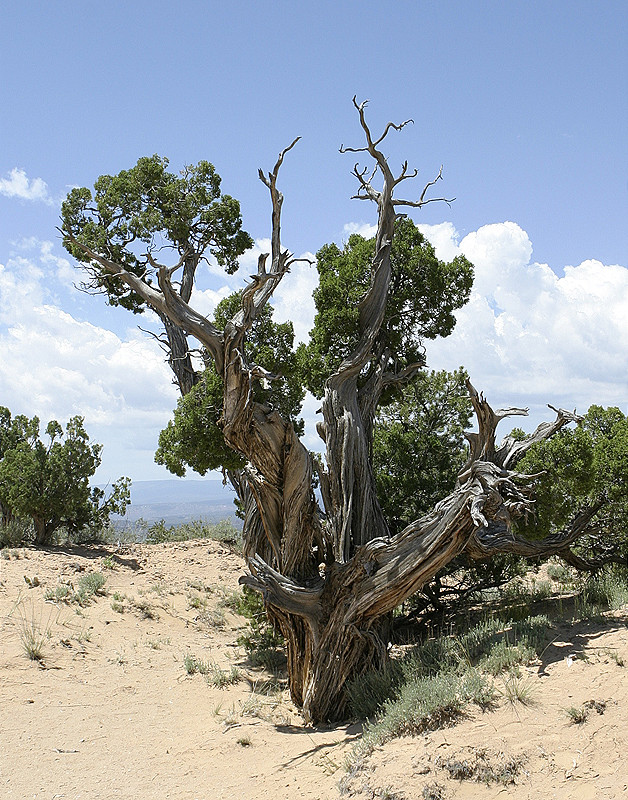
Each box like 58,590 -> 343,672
347,613 -> 551,748
236,587 -> 285,669
345,662 -> 403,720
355,671 -> 465,758
76,571 -> 106,602
480,641 -> 535,676
44,583 -> 73,602
146,518 -> 241,546
547,561 -> 572,584
0,518 -> 33,548
582,567 -> 628,610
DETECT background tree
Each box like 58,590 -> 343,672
484,405 -> 628,570
61,99 -> 589,723
372,368 -> 472,536
0,407 -> 39,526
0,412 -> 130,546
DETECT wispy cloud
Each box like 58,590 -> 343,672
0,168 -> 53,204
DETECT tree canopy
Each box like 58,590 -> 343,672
300,219 -> 473,399
372,367 -> 472,536
61,155 -> 253,394
0,409 -> 130,546
513,405 -> 628,568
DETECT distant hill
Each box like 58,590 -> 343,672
112,479 -> 239,528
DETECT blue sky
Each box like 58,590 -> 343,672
0,1 -> 627,484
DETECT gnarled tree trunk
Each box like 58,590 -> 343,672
63,99 -> 590,723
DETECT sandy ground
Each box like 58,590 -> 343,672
1,541 -> 627,800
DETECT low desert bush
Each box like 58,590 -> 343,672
0,518 -> 33,548
16,606 -> 51,662
146,518 -> 241,547
347,613 -> 551,765
183,653 -> 241,687
435,747 -> 525,785
45,571 -> 106,607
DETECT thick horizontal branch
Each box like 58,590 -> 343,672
464,499 -> 606,561
239,555 -> 323,623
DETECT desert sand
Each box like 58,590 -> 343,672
1,540 -> 627,799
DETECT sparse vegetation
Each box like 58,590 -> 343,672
565,705 -> 589,724
183,653 -> 241,687
17,606 -> 50,662
146,518 -> 241,547
347,614 -> 550,722
75,572 -> 107,605
132,597 -> 158,619
435,747 -> 525,785
44,571 -> 106,607
197,607 -> 226,628
421,784 -> 446,800
347,612 -> 552,765
1,532 -> 626,800
498,674 -> 536,706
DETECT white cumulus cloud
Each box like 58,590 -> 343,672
421,221 -> 628,429
0,250 -> 178,482
0,168 -> 53,204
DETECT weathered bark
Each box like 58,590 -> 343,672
63,99 -> 591,723
33,516 -> 54,547
158,314 -> 199,396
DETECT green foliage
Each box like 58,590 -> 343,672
347,614 -> 550,722
156,367 -> 244,475
580,566 -> 628,610
0,409 -> 130,546
76,571 -> 107,601
155,293 -> 304,477
61,155 -> 253,312
0,408 -> 39,526
373,368 -> 472,534
0,518 -> 32,548
300,218 -> 473,398
516,405 -> 628,562
45,571 -> 107,606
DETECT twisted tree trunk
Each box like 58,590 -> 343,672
63,99 -> 590,723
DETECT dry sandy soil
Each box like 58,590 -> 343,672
1,540 -> 627,800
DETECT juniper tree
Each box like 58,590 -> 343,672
62,99 -> 593,722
